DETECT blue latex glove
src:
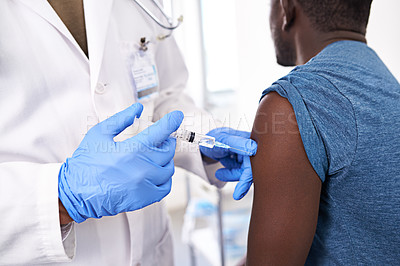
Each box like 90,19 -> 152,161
58,103 -> 184,223
200,127 -> 257,200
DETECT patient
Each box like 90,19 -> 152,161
247,0 -> 400,265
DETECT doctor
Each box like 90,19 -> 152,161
0,0 -> 256,265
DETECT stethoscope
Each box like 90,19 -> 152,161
133,0 -> 183,41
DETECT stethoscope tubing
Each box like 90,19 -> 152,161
133,0 -> 182,31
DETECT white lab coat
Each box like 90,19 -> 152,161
0,0 -> 222,265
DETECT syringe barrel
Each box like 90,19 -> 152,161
132,117 -> 215,148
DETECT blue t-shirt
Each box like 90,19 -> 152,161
261,41 -> 400,265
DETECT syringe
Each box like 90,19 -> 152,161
132,117 -> 251,154
133,117 -> 216,148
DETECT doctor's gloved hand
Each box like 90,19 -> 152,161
200,127 -> 257,200
58,103 -> 184,223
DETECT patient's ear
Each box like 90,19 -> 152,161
280,0 -> 296,31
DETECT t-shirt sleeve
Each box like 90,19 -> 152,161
261,71 -> 357,182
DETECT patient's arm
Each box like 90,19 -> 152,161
247,92 -> 322,265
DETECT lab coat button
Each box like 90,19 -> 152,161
95,83 -> 107,94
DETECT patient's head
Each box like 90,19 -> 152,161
270,0 -> 373,66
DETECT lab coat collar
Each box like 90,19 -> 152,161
83,0 -> 114,93
18,0 -> 114,94
18,0 -> 89,61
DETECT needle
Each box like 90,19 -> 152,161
214,141 -> 252,156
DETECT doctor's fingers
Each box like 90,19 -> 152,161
233,175 -> 253,200
139,138 -> 177,167
134,110 -> 184,147
233,156 -> 253,200
219,157 -> 242,170
94,103 -> 144,138
144,178 -> 173,207
212,127 -> 252,139
199,145 -> 227,161
209,128 -> 256,156
156,177 -> 173,200
147,159 -> 175,187
220,135 -> 257,156
215,168 -> 243,182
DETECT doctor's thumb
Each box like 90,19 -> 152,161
139,110 -> 184,147
96,103 -> 144,138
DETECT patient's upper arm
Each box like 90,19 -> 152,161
247,92 -> 322,265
